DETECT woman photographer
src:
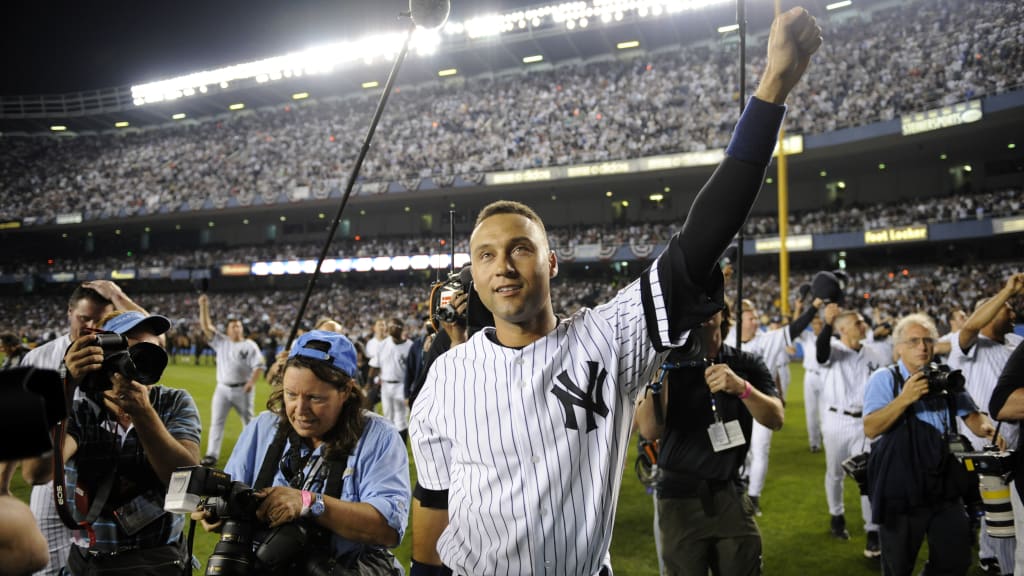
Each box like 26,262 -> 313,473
233,330 -> 410,574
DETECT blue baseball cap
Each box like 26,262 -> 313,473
102,311 -> 171,336
289,330 -> 358,379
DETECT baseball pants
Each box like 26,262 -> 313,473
207,384 -> 254,459
746,422 -> 772,498
381,382 -> 409,432
803,369 -> 823,450
821,410 -> 877,531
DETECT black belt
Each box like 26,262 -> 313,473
383,380 -> 401,383
222,382 -> 247,388
828,406 -> 862,418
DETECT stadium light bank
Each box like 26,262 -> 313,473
130,0 -> 731,106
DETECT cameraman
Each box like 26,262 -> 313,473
864,314 -> 1000,576
222,330 -> 409,572
24,310 -> 201,575
635,303 -> 783,575
20,281 -> 147,576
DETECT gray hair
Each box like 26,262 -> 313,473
893,313 -> 939,343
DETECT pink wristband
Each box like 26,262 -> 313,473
738,381 -> 752,399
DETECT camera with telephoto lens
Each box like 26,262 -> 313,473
920,362 -> 966,397
79,332 -> 169,393
955,448 -> 1018,538
165,466 -> 343,576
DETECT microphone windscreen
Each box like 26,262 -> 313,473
410,0 -> 451,29
458,265 -> 473,286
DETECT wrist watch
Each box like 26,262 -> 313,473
301,490 -> 325,518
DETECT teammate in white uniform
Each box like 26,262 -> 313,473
816,304 -> 889,557
948,273 -> 1024,575
799,313 -> 826,452
378,317 -> 414,442
18,281 -> 146,576
408,12 -> 822,574
729,298 -> 821,514
198,294 -> 265,466
365,318 -> 388,409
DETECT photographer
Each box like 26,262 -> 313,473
24,310 -> 201,575
226,330 -> 409,573
19,281 -> 147,576
864,314 -> 1000,576
635,303 -> 783,575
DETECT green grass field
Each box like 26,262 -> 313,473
10,360 -> 989,574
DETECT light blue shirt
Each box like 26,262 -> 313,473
864,360 -> 978,435
226,410 -> 410,558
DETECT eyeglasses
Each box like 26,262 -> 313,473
901,337 -> 936,348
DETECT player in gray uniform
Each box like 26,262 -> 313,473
948,273 -> 1024,576
409,10 -> 821,575
18,281 -> 146,576
817,303 -> 889,557
198,293 -> 265,466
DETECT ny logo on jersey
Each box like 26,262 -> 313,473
239,349 -> 250,360
551,361 -> 610,432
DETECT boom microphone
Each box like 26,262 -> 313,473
410,0 -> 451,29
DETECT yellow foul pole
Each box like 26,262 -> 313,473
775,0 -> 790,319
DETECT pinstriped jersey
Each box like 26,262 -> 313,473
820,339 -> 890,414
411,251 -> 694,576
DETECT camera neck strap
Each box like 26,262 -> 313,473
255,420 -> 297,491
52,417 -> 118,532
254,420 -> 347,497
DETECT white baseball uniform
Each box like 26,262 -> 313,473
412,253 -> 693,575
21,335 -> 73,576
727,326 -> 790,499
206,332 -> 265,459
948,332 -> 1021,570
799,330 -> 824,450
377,337 -> 413,432
819,338 -> 888,531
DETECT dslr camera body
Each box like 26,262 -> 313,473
920,362 -> 966,397
79,333 -> 168,393
166,466 -> 341,576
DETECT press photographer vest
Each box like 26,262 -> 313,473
866,366 -> 976,524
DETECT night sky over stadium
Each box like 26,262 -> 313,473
2,0 -> 537,96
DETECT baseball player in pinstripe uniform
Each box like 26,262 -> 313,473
800,313 -> 826,452
409,9 -> 822,575
728,298 -> 820,515
948,273 -> 1024,576
817,303 -> 889,557
378,316 -> 415,442
198,293 -> 265,466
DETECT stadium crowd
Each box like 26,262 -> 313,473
0,260 -> 1014,349
1,185 -> 1020,278
0,0 -> 1021,225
